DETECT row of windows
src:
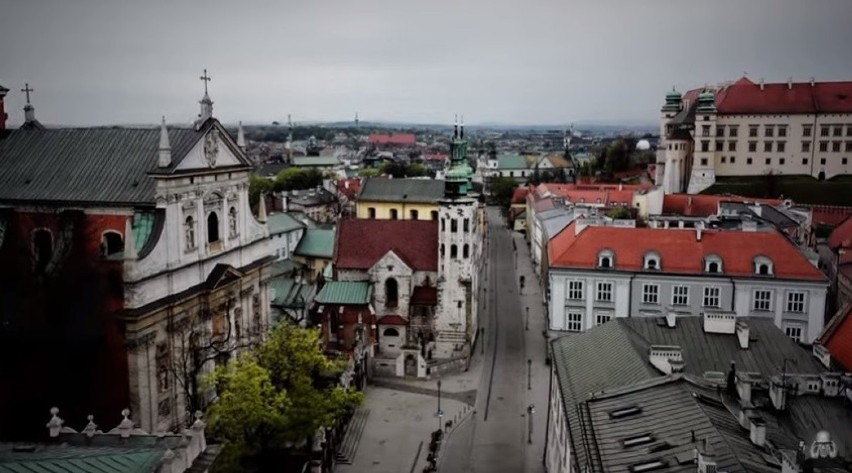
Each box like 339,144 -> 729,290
184,207 -> 238,251
440,243 -> 470,259
567,280 -> 806,312
703,124 -> 852,140
716,156 -> 848,166
366,208 -> 440,220
441,217 -> 471,233
597,252 -> 771,276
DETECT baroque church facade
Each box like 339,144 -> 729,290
0,76 -> 273,437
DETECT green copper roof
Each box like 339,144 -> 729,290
270,276 -> 310,307
0,450 -> 162,473
292,156 -> 339,167
267,212 -> 305,235
294,228 -> 335,259
315,281 -> 373,305
497,154 -> 529,170
132,211 -> 155,254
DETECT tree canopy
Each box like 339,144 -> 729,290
490,177 -> 518,208
208,323 -> 363,472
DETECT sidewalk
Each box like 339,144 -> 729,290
513,231 -> 549,473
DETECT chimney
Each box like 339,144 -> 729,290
665,311 -> 677,328
749,416 -> 767,447
696,438 -> 717,473
760,78 -> 765,91
696,226 -> 703,241
735,320 -> 750,349
703,312 -> 736,334
0,84 -> 8,130
649,345 -> 684,375
158,116 -> 171,168
810,77 -> 815,87
735,372 -> 754,404
769,375 -> 787,410
788,77 -> 793,90
812,343 -> 831,369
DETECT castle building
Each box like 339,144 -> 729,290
0,75 -> 273,437
657,77 -> 852,194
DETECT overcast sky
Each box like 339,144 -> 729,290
2,0 -> 851,127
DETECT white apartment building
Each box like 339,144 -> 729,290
547,220 -> 828,342
656,77 -> 852,194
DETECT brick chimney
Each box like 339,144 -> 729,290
0,84 -> 8,130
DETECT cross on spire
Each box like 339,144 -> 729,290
21,83 -> 33,104
200,69 -> 211,95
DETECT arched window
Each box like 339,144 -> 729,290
643,251 -> 660,271
450,219 -> 458,233
450,244 -> 458,259
207,212 -> 220,243
410,209 -> 419,220
431,211 -> 439,221
390,208 -> 399,220
463,244 -> 469,258
704,254 -> 723,274
228,207 -> 238,237
102,231 -> 124,256
185,216 -> 196,251
754,256 -> 773,276
32,228 -> 53,273
598,250 -> 614,269
383,328 -> 400,337
385,278 -> 399,308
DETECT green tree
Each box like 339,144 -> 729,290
208,324 -> 363,471
408,162 -> 428,177
249,175 -> 273,208
606,207 -> 631,219
491,177 -> 517,208
358,167 -> 380,177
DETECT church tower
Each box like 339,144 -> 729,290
658,88 -> 683,193
435,115 -> 482,359
686,90 -> 718,194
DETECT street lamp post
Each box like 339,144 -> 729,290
436,378 -> 443,430
480,327 -> 485,355
527,359 -> 532,390
525,306 -> 529,331
527,404 -> 535,444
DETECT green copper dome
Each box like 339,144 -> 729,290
697,90 -> 717,113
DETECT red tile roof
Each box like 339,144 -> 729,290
335,219 -> 438,271
368,133 -> 416,145
377,315 -> 407,326
337,178 -> 362,200
685,77 -> 852,114
512,187 -> 530,204
828,216 -> 852,250
549,223 -> 826,281
662,194 -> 782,217
422,154 -> 449,162
820,303 -> 852,371
809,205 -> 852,227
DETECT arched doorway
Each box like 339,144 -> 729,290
207,212 -> 220,243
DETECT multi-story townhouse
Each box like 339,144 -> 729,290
547,220 -> 828,342
656,77 -> 852,194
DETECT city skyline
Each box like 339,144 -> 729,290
1,0 -> 852,126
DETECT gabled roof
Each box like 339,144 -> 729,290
820,303 -> 852,371
0,119 -> 249,206
683,77 -> 852,115
511,187 -> 529,204
336,178 -> 362,200
357,178 -> 445,204
335,219 -> 438,271
294,228 -> 335,259
497,153 -> 528,170
267,212 -> 305,235
549,223 -> 826,281
828,216 -> 852,250
314,281 -> 372,305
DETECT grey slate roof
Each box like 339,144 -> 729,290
267,212 -> 305,235
357,178 -> 445,204
0,120 -> 248,206
550,316 -> 829,473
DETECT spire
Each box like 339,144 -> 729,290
198,69 -> 213,124
237,120 -> 246,150
460,114 -> 464,139
453,113 -> 458,139
21,83 -> 36,123
257,193 -> 268,223
158,116 -> 171,168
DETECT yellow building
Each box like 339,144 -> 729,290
355,178 -> 444,220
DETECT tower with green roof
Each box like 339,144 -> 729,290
435,115 -> 482,360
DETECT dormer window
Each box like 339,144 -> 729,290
754,256 -> 774,276
704,254 -> 723,274
598,250 -> 615,269
643,252 -> 661,271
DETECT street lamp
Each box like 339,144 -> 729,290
436,378 -> 443,430
527,359 -> 532,390
527,404 -> 535,444
525,306 -> 530,331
